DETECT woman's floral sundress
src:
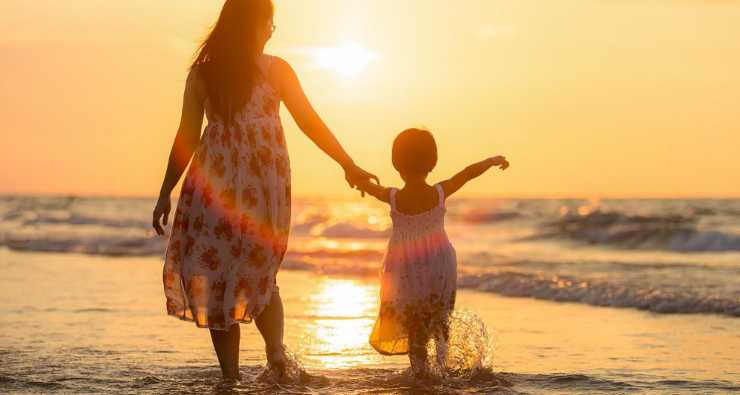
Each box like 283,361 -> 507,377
162,55 -> 291,331
369,184 -> 457,357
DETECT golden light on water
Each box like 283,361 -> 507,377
316,280 -> 373,317
303,278 -> 379,368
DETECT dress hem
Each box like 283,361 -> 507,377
164,269 -> 279,331
166,310 -> 255,331
370,334 -> 410,356
369,341 -> 409,356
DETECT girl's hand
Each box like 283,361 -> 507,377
344,163 -> 380,197
489,155 -> 510,170
152,194 -> 172,236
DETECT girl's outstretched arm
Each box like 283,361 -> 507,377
274,57 -> 378,193
440,156 -> 509,198
356,179 -> 391,203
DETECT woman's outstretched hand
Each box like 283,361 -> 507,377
152,194 -> 172,236
344,163 -> 379,197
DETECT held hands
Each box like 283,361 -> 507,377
488,155 -> 510,170
343,162 -> 380,197
152,194 -> 172,236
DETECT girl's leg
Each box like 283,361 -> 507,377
434,318 -> 451,370
408,324 -> 430,376
209,323 -> 241,379
255,289 -> 286,374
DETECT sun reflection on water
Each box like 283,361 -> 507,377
300,278 -> 380,369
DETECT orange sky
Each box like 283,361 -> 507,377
1,0 -> 739,198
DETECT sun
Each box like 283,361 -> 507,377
310,42 -> 378,78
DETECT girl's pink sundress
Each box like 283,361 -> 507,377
370,184 -> 457,354
162,55 -> 291,331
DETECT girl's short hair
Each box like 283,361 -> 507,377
392,128 -> 438,175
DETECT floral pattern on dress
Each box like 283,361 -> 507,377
163,56 -> 291,331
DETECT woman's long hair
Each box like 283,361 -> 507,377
191,0 -> 274,124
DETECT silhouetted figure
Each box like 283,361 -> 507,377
152,0 -> 376,381
358,128 -> 508,377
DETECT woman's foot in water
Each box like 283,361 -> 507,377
265,344 -> 288,382
222,374 -> 242,383
221,367 -> 242,383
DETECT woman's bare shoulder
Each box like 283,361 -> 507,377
270,55 -> 293,76
265,55 -> 294,77
263,55 -> 299,97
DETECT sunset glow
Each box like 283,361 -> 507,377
309,43 -> 378,78
2,1 -> 739,197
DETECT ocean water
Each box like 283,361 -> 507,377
1,195 -> 739,394
2,195 -> 739,316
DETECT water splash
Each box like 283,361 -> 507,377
256,346 -> 314,385
425,309 -> 496,379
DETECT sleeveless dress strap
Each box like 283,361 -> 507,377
435,183 -> 445,208
389,188 -> 398,212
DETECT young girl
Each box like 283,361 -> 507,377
357,128 -> 509,376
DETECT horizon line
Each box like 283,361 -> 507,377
1,192 -> 739,201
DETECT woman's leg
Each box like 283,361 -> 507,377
209,323 -> 241,379
255,289 -> 286,371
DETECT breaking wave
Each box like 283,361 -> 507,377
530,211 -> 740,252
458,271 -> 740,317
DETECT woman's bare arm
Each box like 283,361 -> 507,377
273,57 -> 378,190
440,156 -> 509,199
152,70 -> 205,235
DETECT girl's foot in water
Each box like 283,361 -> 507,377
408,363 -> 432,381
413,370 -> 431,381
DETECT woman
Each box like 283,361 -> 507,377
151,0 -> 377,380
